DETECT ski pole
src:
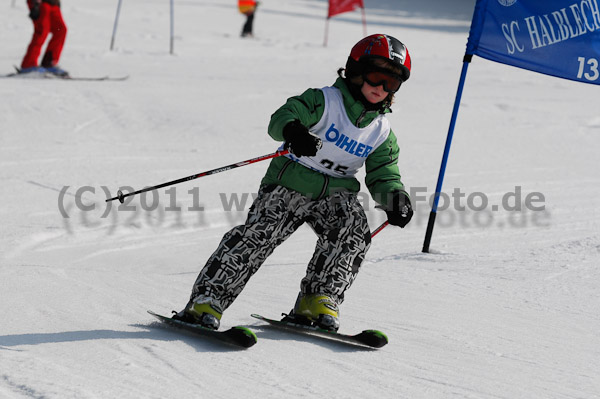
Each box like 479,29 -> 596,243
370,221 -> 389,238
106,149 -> 289,203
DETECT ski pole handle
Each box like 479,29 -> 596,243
106,149 -> 289,203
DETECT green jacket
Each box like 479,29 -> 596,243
262,77 -> 408,207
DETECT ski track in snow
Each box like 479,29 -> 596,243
1,0 -> 600,398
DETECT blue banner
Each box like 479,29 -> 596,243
466,0 -> 600,84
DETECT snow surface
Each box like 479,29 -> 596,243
1,0 -> 599,398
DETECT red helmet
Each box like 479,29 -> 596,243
346,34 -> 411,82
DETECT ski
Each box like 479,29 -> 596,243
148,310 -> 257,349
57,75 -> 129,81
251,314 -> 388,349
2,72 -> 129,81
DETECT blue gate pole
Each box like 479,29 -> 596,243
110,0 -> 124,51
422,55 -> 472,253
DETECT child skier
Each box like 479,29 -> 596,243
20,0 -> 68,76
176,34 -> 414,331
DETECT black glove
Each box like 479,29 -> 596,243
282,120 -> 322,157
385,192 -> 413,228
29,4 -> 41,20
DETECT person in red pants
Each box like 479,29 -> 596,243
20,0 -> 68,76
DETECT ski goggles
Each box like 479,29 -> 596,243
362,68 -> 403,93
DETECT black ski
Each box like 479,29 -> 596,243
148,310 -> 257,349
251,314 -> 388,349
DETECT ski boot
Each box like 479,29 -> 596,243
18,66 -> 46,74
285,293 -> 340,332
173,297 -> 222,330
43,65 -> 69,78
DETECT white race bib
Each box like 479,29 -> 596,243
283,86 -> 390,178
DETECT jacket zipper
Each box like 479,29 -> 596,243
355,109 -> 367,127
356,107 -> 386,127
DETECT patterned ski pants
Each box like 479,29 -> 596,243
190,185 -> 372,313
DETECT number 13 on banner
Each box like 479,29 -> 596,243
577,57 -> 599,81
